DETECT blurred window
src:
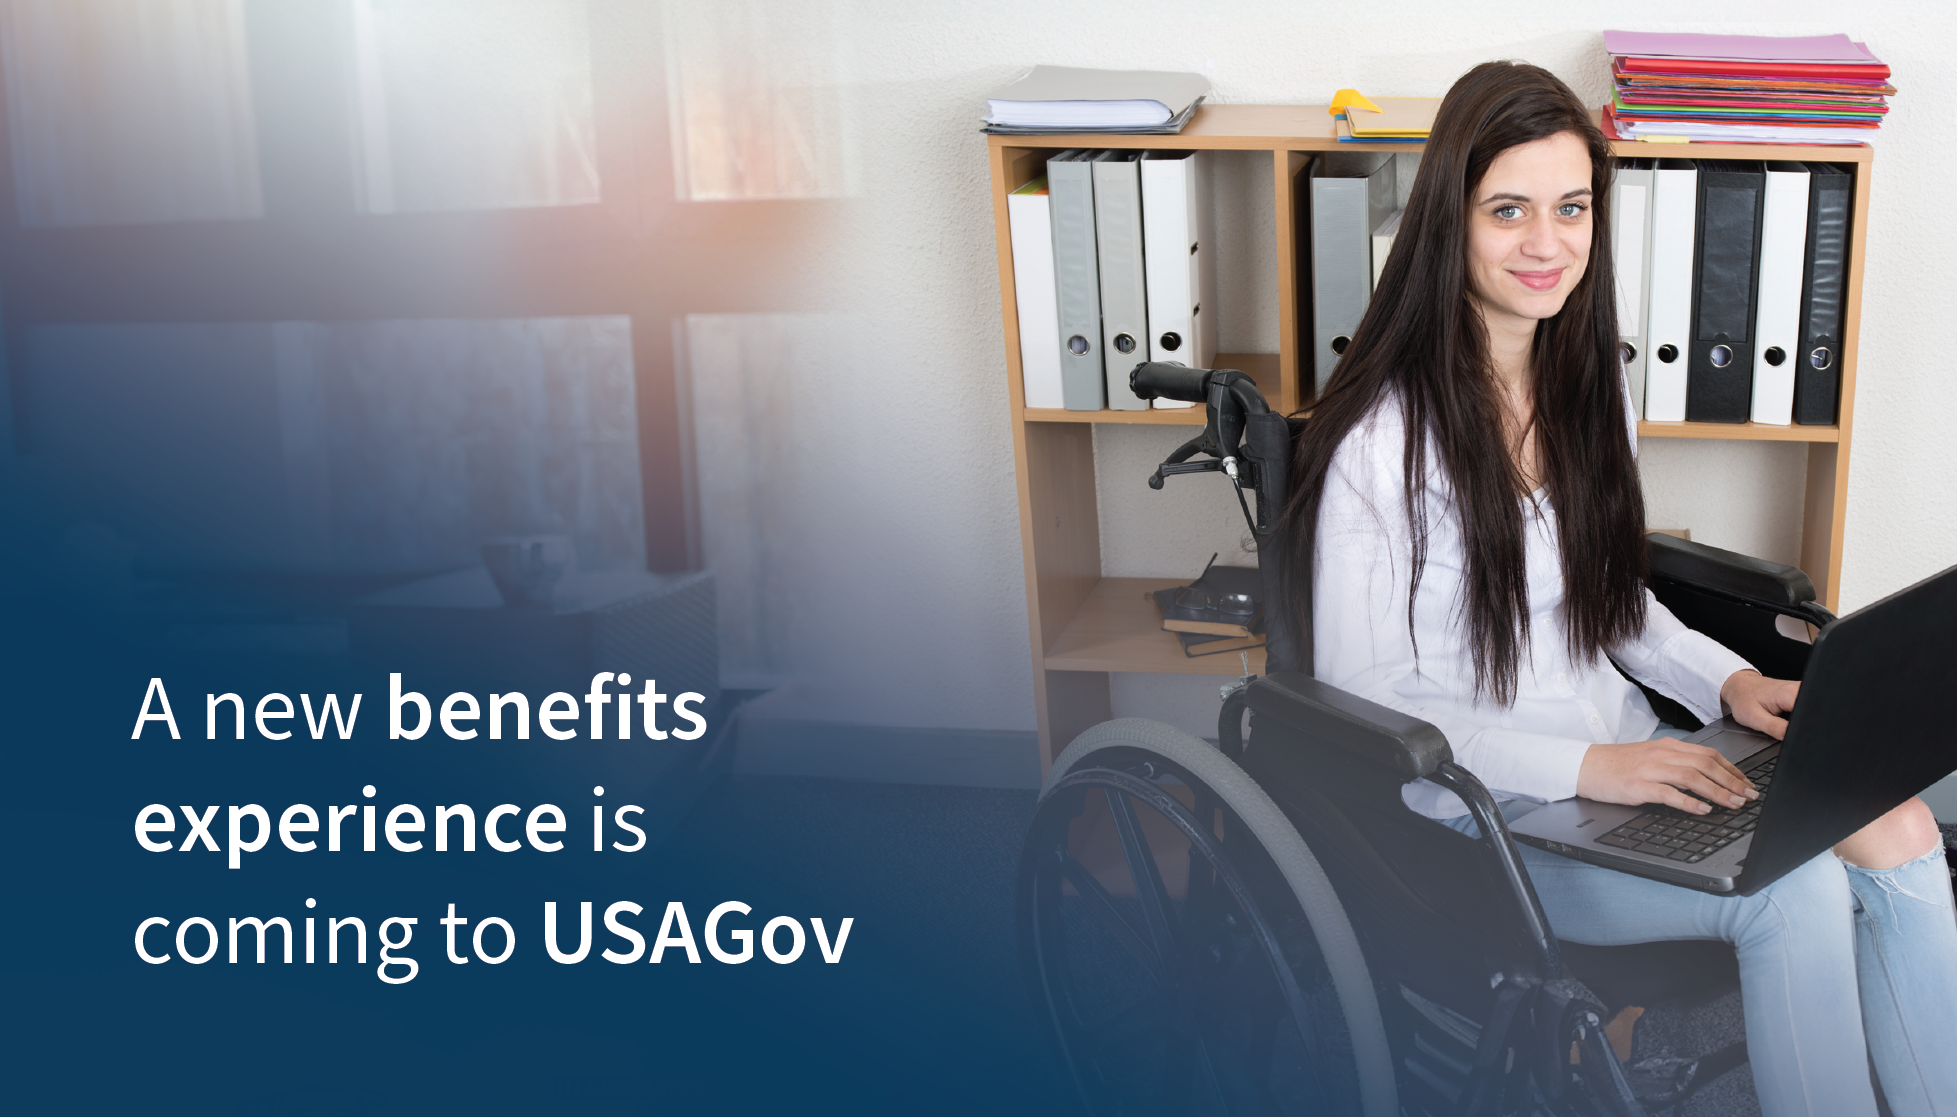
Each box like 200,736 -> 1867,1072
664,0 -> 853,201
348,0 -> 601,214
20,317 -> 641,574
0,0 -> 263,227
1,2 -> 840,580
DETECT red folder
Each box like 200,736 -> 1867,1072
1618,56 -> 1892,81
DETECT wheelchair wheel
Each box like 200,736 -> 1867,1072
1018,719 -> 1396,1117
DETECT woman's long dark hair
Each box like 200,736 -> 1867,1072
1277,61 -> 1646,704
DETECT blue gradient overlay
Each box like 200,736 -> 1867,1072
0,4 -> 1065,1111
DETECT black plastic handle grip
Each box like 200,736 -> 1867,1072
1129,362 -> 1209,403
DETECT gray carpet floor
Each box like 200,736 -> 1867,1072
1628,989 -> 1758,1117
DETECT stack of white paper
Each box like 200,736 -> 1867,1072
984,66 -> 1210,130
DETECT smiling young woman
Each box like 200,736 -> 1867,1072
1276,61 -> 1957,1117
1466,130 -> 1593,490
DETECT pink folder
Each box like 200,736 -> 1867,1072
1602,30 -> 1882,65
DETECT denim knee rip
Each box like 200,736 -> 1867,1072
1841,843 -> 1953,915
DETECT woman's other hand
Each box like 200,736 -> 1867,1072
1577,738 -> 1759,814
1721,669 -> 1800,740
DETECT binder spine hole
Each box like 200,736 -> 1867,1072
1709,344 -> 1734,368
1068,335 -> 1091,356
1810,347 -> 1833,371
1159,332 -> 1182,352
1764,346 -> 1785,367
1657,344 -> 1679,364
1620,342 -> 1638,365
1114,333 -> 1136,354
1331,334 -> 1351,356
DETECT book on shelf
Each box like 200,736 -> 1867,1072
1370,209 -> 1403,292
1685,160 -> 1766,424
1176,630 -> 1266,658
1643,158 -> 1698,421
1749,162 -> 1812,425
1337,95 -> 1439,141
1613,159 -> 1656,417
1006,176 -> 1064,409
1309,154 -> 1396,393
1140,150 -> 1216,407
982,66 -> 1209,134
1151,560 -> 1263,638
1093,152 -> 1150,412
1793,164 -> 1851,425
1046,150 -> 1107,410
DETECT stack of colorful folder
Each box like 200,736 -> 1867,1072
1330,90 -> 1439,144
1601,31 -> 1893,146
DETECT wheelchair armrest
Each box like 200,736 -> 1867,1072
1239,672 -> 1565,972
1644,533 -> 1835,690
1649,532 -> 1831,622
1242,670 -> 1453,782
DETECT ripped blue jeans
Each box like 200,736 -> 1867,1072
1444,796 -> 1957,1117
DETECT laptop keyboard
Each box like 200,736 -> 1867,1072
1593,752 -> 1778,864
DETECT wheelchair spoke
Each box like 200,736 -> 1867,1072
1056,852 -> 1166,985
1200,1028 -> 1280,1117
1182,848 -> 1227,953
1105,787 -> 1178,967
1163,1025 -> 1221,1116
1079,991 -> 1172,1055
1208,966 -> 1286,1014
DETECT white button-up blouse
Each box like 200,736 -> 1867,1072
1311,394 -> 1753,819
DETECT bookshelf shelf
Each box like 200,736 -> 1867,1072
989,103 -> 1870,767
1636,420 -> 1841,443
1004,104 -> 1876,165
1043,577 -> 1268,676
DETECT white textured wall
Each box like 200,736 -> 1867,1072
717,1 -> 1957,734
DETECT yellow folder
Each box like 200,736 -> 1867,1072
1340,96 -> 1441,138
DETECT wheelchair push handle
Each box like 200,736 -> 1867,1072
1129,362 -> 1270,414
1128,361 -> 1210,403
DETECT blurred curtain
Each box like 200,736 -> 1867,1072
0,0 -> 263,227
663,0 -> 853,201
348,0 -> 601,214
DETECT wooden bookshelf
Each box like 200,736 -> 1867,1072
988,103 -> 1872,767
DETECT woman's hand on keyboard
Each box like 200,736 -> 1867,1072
1577,738 -> 1759,814
1721,669 -> 1801,740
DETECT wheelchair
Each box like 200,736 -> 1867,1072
1016,363 -> 1837,1117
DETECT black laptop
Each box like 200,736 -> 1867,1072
1510,562 -> 1957,896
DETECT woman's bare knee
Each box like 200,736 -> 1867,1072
1834,797 -> 1941,870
